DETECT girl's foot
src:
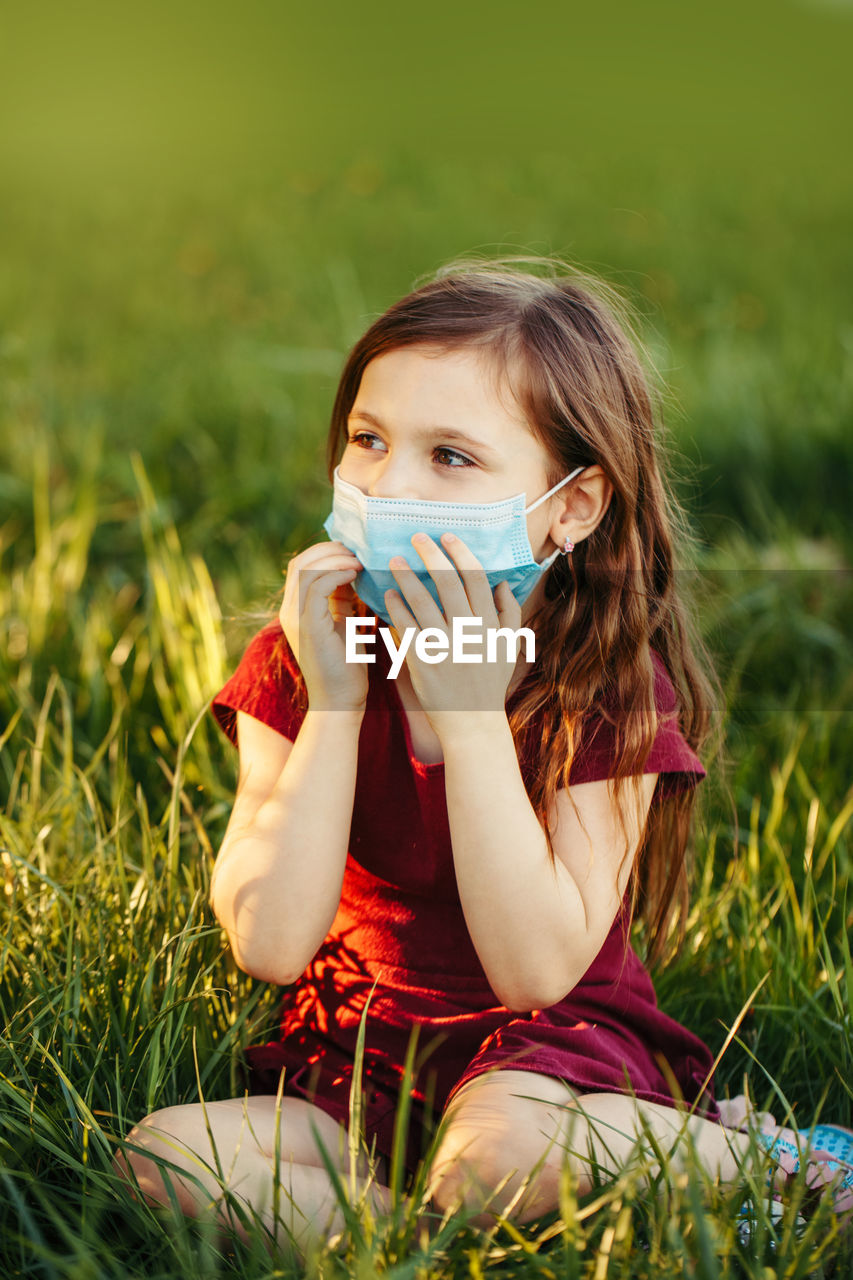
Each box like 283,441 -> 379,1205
716,1094 -> 778,1134
736,1125 -> 853,1252
798,1123 -> 853,1168
753,1127 -> 853,1223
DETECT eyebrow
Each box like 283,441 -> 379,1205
347,410 -> 500,458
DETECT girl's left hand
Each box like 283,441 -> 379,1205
384,532 -> 525,739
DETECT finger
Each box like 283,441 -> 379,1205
405,533 -> 471,620
287,552 -> 362,579
286,541 -> 363,574
388,552 -> 451,629
284,551 -> 361,609
383,585 -> 418,636
299,568 -> 360,621
493,579 -> 523,631
437,532 -> 499,619
284,554 -> 361,609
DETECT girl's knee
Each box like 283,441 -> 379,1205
428,1121 -> 527,1218
114,1104 -> 212,1213
428,1080 -> 594,1220
429,1120 -> 592,1223
125,1102 -> 212,1159
428,1142 -> 499,1219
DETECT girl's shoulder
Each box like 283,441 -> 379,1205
211,621 -> 306,746
568,652 -> 706,791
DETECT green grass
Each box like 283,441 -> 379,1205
2,0 -> 853,1270
1,429 -> 852,1277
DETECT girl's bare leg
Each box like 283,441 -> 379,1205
427,1069 -> 794,1226
115,1096 -> 390,1254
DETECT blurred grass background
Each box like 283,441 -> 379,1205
3,0 -> 853,564
1,0 -> 852,1274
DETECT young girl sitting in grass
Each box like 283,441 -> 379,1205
117,260 -> 853,1251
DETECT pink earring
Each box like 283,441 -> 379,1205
561,538 -> 574,555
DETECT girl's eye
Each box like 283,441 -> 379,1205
347,432 -> 385,451
346,434 -> 474,469
434,447 -> 474,468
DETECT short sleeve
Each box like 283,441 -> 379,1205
211,622 -> 307,747
568,653 -> 706,793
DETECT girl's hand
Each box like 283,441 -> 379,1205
280,540 -> 368,713
384,532 -> 524,739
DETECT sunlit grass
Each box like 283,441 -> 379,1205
2,0 -> 851,1264
1,433 -> 851,1276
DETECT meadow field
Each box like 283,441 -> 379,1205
2,1 -> 853,1275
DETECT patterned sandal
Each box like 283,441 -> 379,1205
797,1125 -> 853,1221
798,1124 -> 853,1168
754,1129 -> 853,1224
737,1125 -> 853,1251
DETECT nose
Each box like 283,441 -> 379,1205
366,456 -> 421,501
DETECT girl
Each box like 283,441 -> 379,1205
117,260 -> 852,1250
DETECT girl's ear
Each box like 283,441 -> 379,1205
551,466 -> 613,548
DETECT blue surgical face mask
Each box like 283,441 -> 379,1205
322,464 -> 586,625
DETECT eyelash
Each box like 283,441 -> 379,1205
346,432 -> 475,469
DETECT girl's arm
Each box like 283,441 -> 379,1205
441,713 -> 657,1012
210,705 -> 363,985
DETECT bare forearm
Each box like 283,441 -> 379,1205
211,709 -> 363,983
441,715 -> 591,1011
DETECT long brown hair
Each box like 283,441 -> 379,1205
325,258 -> 719,965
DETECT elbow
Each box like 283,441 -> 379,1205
492,973 -> 577,1014
227,935 -> 305,987
210,895 -> 307,987
499,993 -> 540,1014
498,991 -> 569,1014
488,936 -> 595,1012
209,883 -> 226,934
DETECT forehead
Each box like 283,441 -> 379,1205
352,345 -> 542,454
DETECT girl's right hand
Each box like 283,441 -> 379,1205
279,540 -> 368,713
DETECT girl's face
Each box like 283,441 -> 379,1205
340,344 -> 564,565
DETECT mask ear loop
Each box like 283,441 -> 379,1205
524,464 -> 587,515
525,465 -> 586,561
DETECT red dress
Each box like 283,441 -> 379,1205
212,621 -> 720,1170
